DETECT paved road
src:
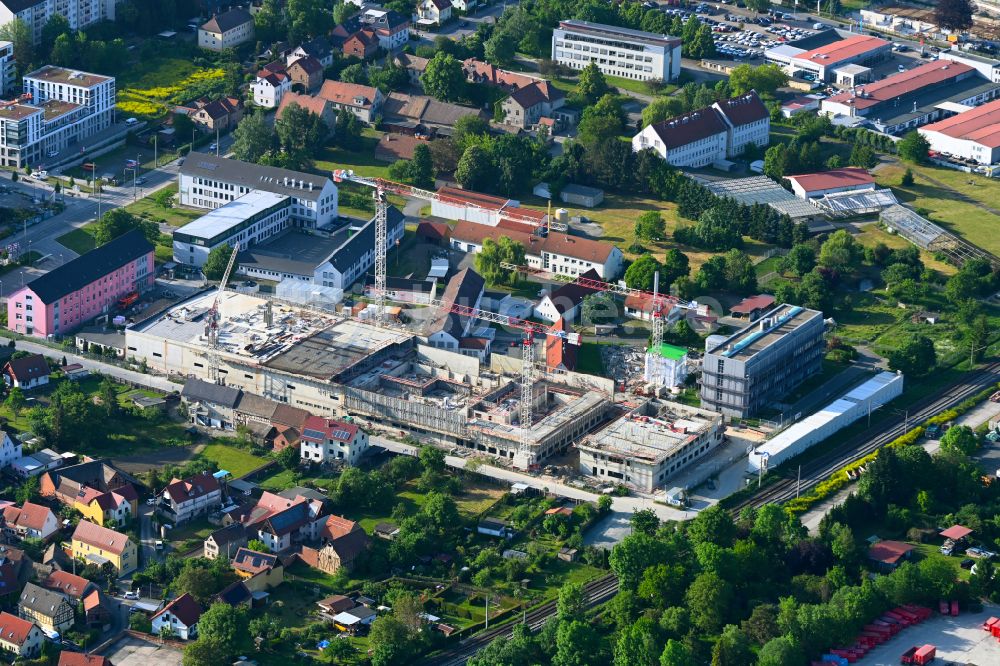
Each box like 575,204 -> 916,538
138,504 -> 162,568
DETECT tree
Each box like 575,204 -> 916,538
713,625 -> 754,666
40,14 -> 71,58
15,476 -> 38,505
782,244 -> 816,277
660,639 -> 696,666
484,31 -> 516,67
335,108 -> 363,151
557,581 -> 586,622
173,112 -> 195,144
203,244 -> 235,281
898,131 -> 930,164
455,145 -> 495,191
631,509 -> 660,536
274,103 -> 328,168
98,377 -> 119,418
624,255 -> 662,291
689,23 -> 717,59
686,572 -> 733,633
577,63 -> 610,103
0,19 -> 32,76
231,112 -> 273,164
693,207 -> 743,251
276,444 -> 299,469
901,168 -> 914,186
554,619 -> 600,666
421,52 -> 466,102
634,211 -> 666,241
340,63 -> 368,85
757,636 -> 804,666
888,335 -> 936,376
849,143 -> 878,169
729,63 -> 788,97
183,639 -> 224,666
4,387 -> 25,416
475,236 -> 525,287
389,143 -> 435,189
764,144 -> 789,180
94,209 -> 158,246
247,539 -> 269,552
818,229 -> 862,272
153,188 -> 175,209
724,249 -> 757,294
935,0 -> 975,31
581,293 -> 617,327
614,616 -> 660,666
196,603 -> 249,659
642,96 -> 686,128
453,115 -> 490,151
940,425 -> 978,456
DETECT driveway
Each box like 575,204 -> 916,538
99,635 -> 183,666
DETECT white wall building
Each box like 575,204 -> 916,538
939,49 -> 1000,83
300,417 -> 369,466
0,0 -> 120,44
919,97 -> 1000,165
0,41 -> 14,96
361,8 -> 409,50
552,19 -> 681,82
160,473 -> 223,525
0,431 -> 21,469
250,70 -> 291,109
643,343 -> 688,388
178,154 -> 339,229
172,191 -> 292,268
198,8 -> 254,52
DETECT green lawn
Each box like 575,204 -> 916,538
313,129 -> 390,179
165,517 -> 215,545
576,341 -> 606,375
606,75 -> 666,96
57,226 -> 97,254
117,56 -> 227,120
198,443 -> 267,477
124,185 -> 201,228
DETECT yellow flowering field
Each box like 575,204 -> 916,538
116,58 -> 226,119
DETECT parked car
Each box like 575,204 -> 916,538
124,591 -> 139,600
961,558 -> 975,569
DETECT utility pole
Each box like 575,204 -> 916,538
216,127 -> 220,156
153,135 -> 158,169
796,465 -> 801,498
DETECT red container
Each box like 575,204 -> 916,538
901,646 -> 918,665
992,624 -> 1000,638
950,600 -> 959,617
982,616 -> 998,631
914,644 -> 936,665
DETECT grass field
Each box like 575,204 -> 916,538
875,163 -> 1000,257
198,443 -> 267,477
124,185 -> 201,228
57,226 -> 97,254
314,129 -> 390,179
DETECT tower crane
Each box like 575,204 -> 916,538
205,242 -> 240,383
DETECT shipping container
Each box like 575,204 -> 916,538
914,644 -> 936,665
950,600 -> 959,616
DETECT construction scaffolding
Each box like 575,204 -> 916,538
880,204 -> 1000,268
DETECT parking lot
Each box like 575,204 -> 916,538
100,635 -> 184,666
855,605 -> 1000,666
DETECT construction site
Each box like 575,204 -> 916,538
577,399 -> 725,492
126,290 -> 613,470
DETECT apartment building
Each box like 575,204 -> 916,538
632,91 -> 770,167
360,8 -> 409,50
0,0 -> 120,44
172,191 -> 292,268
70,520 -> 137,575
300,416 -> 370,466
700,304 -> 825,418
198,8 -> 254,52
0,65 -> 115,168
5,229 -> 153,337
552,19 -> 681,82
160,472 -> 223,525
178,154 -> 339,229
0,41 -> 14,95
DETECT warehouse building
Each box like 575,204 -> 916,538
918,97 -> 1000,165
785,167 -> 876,199
551,20 -> 682,82
173,191 -> 292,268
787,34 -> 891,82
578,399 -> 724,492
820,61 -> 1000,135
700,304 -> 825,418
748,371 -> 903,473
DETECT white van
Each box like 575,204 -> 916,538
125,117 -> 138,126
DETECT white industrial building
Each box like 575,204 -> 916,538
178,155 -> 339,229
918,97 -> 1000,165
644,343 -> 688,388
631,92 -> 770,167
748,371 -> 904,473
172,191 -> 291,268
786,34 -> 891,82
431,186 -> 547,229
938,49 -> 1000,83
552,19 -> 681,82
785,167 -> 876,199
578,399 -> 724,492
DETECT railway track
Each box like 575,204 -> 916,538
730,363 -> 1000,513
426,574 -> 620,666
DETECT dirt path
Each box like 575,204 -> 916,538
114,444 -> 206,475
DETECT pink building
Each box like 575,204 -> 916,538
7,229 -> 154,338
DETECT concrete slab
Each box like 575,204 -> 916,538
854,604 -> 1000,666
100,635 -> 184,666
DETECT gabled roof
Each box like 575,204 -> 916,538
259,503 -> 311,537
164,472 -> 220,505
215,580 -> 252,607
714,90 -> 769,127
785,167 -> 875,193
319,515 -> 362,541
0,611 -> 36,646
178,154 -> 332,203
542,270 -> 602,314
647,107 -> 728,150
19,582 -> 69,617
232,547 -> 279,574
540,233 -> 616,264
297,36 -> 332,59
921,97 -> 1000,149
152,592 -> 202,627
345,27 -> 379,50
276,92 -> 332,123
58,652 -> 111,666
318,594 -> 355,614
730,294 -> 776,315
794,34 -> 887,64
81,588 -> 107,614
181,377 -> 242,408
323,528 -> 370,562
318,80 -> 379,110
3,502 -> 52,531
429,267 -> 485,341
207,523 -> 247,548
868,540 -> 914,565
301,417 -> 359,445
201,8 -> 252,33
71,520 -> 131,556
4,354 -> 49,382
42,570 -> 94,600
329,206 -> 404,273
508,82 -> 549,109
826,61 -> 976,110
940,525 -> 973,540
427,0 -> 451,10
288,55 -> 324,76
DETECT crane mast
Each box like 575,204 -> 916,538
650,271 -> 665,388
206,242 -> 240,382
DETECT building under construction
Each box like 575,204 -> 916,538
125,291 -> 610,469
578,399 -> 724,492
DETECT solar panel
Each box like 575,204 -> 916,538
303,428 -> 326,440
332,429 -> 352,440
197,161 -> 218,170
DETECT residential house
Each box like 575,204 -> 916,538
868,540 -> 915,572
361,9 -> 410,50
59,653 -> 112,666
181,378 -> 242,430
332,605 -> 376,632
276,92 -> 336,129
240,491 -> 326,553
425,267 -> 485,350
300,417 -> 369,466
70,521 -> 137,575
318,80 -> 384,124
151,593 -> 202,640
533,269 -> 601,323
477,518 -> 514,538
501,81 -> 567,130
204,523 -> 248,560
215,580 -> 252,608
298,515 -> 369,575
416,0 -> 452,25
18,582 -> 73,634
250,67 -> 292,109
10,449 -> 65,479
160,473 -> 223,525
288,36 -> 334,68
0,431 -> 21,470
40,460 -> 139,522
342,27 -> 379,60
2,355 -> 49,390
81,588 -> 111,627
199,8 -> 254,51
75,485 -> 137,527
188,97 -> 244,133
41,571 -> 95,608
0,612 -> 43,658
452,0 -> 478,11
232,548 -> 284,590
317,594 -> 355,616
2,502 -> 58,541
267,424 -> 302,452
287,56 -> 324,93
5,229 -> 155,338
545,316 -> 577,372
394,53 -> 429,85
382,92 -> 487,135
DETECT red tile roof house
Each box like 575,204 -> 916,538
82,588 -> 112,627
868,540 -> 915,572
342,27 -> 380,60
5,228 -> 154,338
151,592 -> 203,640
159,472 -> 223,525
239,491 -> 327,553
785,167 -> 876,199
0,611 -> 43,657
286,55 -> 325,93
300,416 -> 369,466
41,570 -> 96,607
2,354 -> 49,391
184,96 -> 244,133
729,294 -> 776,321
1,502 -> 58,541
58,652 -> 112,666
276,92 -> 336,129
318,80 -> 384,124
250,67 -> 292,109
533,270 -> 602,324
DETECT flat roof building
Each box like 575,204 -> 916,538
552,19 -> 681,83
701,304 -> 825,418
173,191 -> 292,268
785,167 -> 876,199
579,399 -> 724,492
919,97 -> 1000,165
789,34 -> 891,82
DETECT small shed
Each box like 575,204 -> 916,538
560,183 -> 604,208
502,549 -> 528,560
478,518 -> 514,539
868,540 -> 915,571
557,547 -> 578,562
940,525 -> 972,541
62,364 -> 89,381
374,522 -> 399,541
416,220 -> 449,245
